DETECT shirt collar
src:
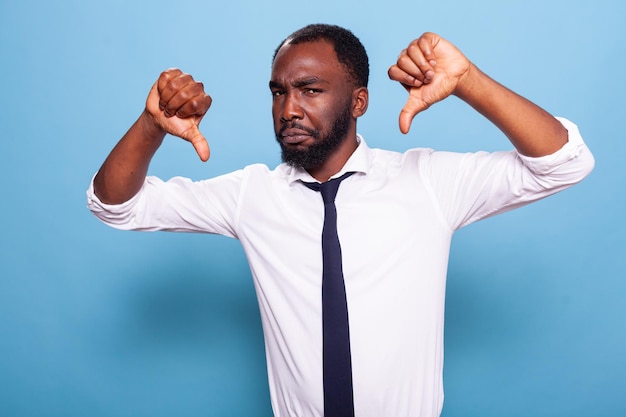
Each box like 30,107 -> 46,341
285,134 -> 372,184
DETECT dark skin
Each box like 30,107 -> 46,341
388,33 -> 567,154
270,40 -> 368,181
93,32 -> 567,204
93,70 -> 212,204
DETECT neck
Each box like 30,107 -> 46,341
307,133 -> 359,182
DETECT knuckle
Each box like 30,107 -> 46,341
168,77 -> 183,90
169,73 -> 193,90
191,82 -> 204,95
187,100 -> 199,113
160,68 -> 180,80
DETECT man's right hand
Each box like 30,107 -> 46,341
145,69 -> 213,161
93,69 -> 213,204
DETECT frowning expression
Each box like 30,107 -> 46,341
270,40 -> 358,169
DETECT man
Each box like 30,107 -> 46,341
88,24 -> 594,417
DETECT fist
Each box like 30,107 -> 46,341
146,69 -> 213,161
388,33 -> 470,134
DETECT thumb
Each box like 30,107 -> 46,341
184,125 -> 211,162
399,93 -> 429,134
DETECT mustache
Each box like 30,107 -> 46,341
278,122 -> 319,138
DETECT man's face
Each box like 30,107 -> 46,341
270,40 -> 356,170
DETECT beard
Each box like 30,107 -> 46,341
276,102 -> 352,171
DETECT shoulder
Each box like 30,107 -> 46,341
368,146 -> 437,169
233,163 -> 299,188
241,162 -> 290,179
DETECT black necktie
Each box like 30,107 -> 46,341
303,172 -> 355,417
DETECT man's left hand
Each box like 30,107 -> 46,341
388,32 -> 471,134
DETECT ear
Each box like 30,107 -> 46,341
351,87 -> 369,118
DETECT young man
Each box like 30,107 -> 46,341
88,24 -> 593,417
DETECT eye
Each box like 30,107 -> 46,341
304,88 -> 322,95
271,89 -> 285,98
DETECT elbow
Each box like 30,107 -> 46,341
568,143 -> 595,185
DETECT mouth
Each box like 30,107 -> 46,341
279,126 -> 317,146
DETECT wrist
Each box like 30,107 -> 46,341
453,62 -> 482,102
138,110 -> 167,144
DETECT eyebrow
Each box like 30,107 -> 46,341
269,77 -> 328,90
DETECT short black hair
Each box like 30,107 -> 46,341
273,24 -> 369,88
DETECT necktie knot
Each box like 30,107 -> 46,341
302,171 -> 354,204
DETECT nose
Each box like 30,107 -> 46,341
279,92 -> 303,122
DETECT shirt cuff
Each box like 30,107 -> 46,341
86,175 -> 146,228
517,117 -> 589,174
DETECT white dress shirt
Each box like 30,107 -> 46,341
87,117 -> 594,417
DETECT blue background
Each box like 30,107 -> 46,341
1,0 -> 624,416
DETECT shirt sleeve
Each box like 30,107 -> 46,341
419,117 -> 595,231
86,170 -> 246,238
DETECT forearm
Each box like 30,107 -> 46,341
93,111 -> 166,204
454,64 -> 568,157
